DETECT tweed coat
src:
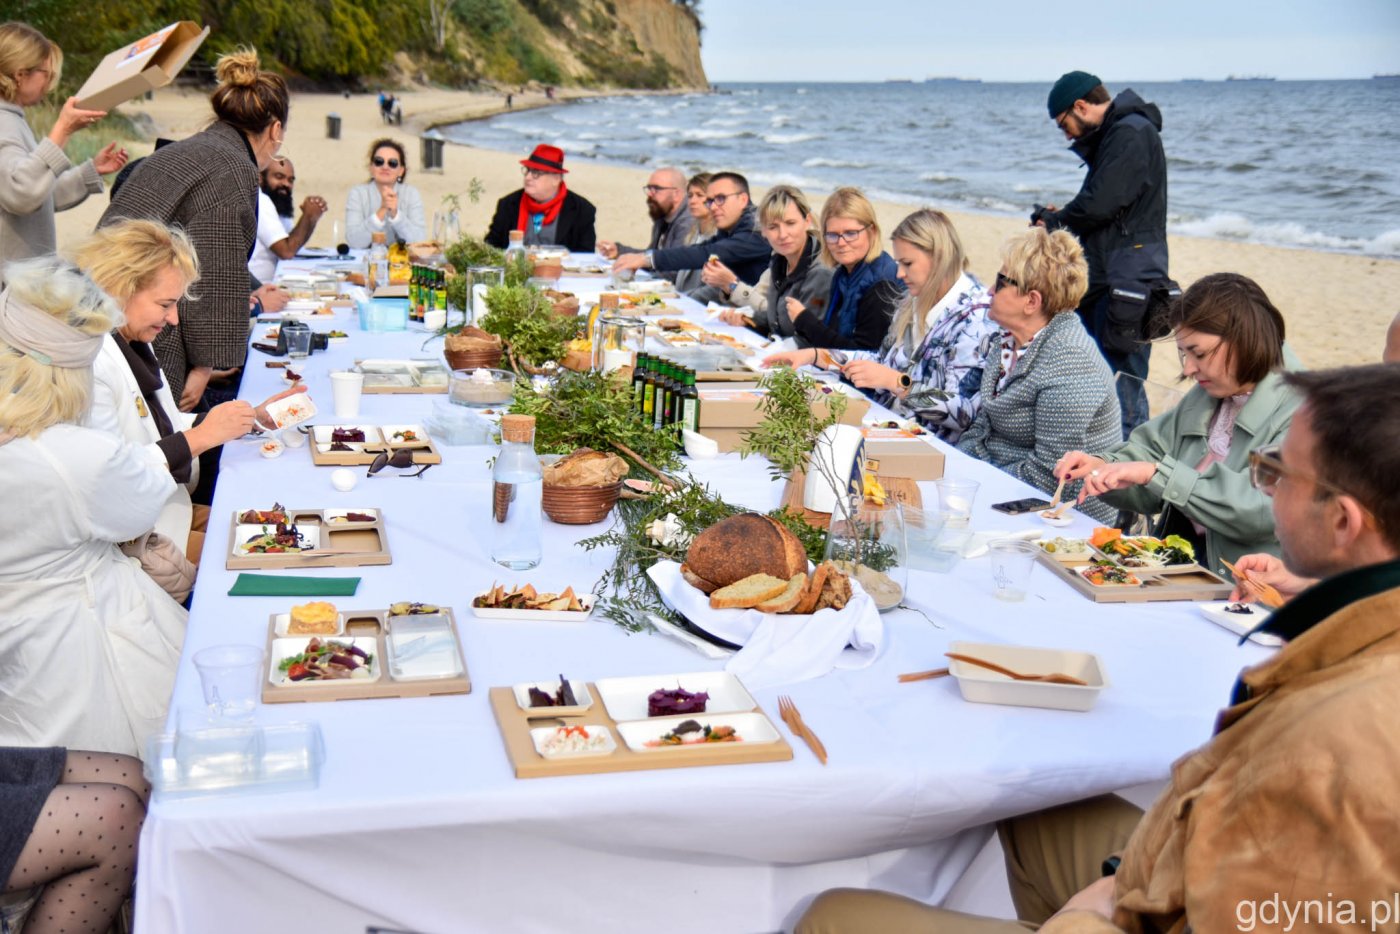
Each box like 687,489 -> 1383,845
100,121 -> 259,400
957,310 -> 1121,522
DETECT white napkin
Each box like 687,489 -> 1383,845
647,561 -> 884,690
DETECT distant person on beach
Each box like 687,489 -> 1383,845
785,187 -> 902,350
708,184 -> 831,345
610,170 -> 770,286
506,93 -> 513,109
485,144 -> 596,252
248,156 -> 327,282
764,208 -> 996,443
1035,70 -> 1168,439
596,167 -> 694,260
0,21 -> 127,263
1385,310 -> 1400,363
102,46 -> 289,410
345,138 -> 426,249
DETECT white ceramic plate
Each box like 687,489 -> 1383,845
470,592 -> 596,622
593,671 -> 756,722
267,636 -> 380,687
947,640 -> 1107,712
264,395 -> 318,430
1198,602 -> 1283,647
530,724 -> 617,759
512,680 -> 595,717
313,424 -> 380,445
616,711 -> 780,753
232,522 -> 321,556
380,424 -> 430,448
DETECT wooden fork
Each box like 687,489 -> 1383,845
777,696 -> 827,765
943,652 -> 1089,686
1220,559 -> 1286,609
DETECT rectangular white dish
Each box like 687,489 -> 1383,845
948,640 -> 1107,712
615,711 -> 781,753
593,671 -> 757,722
1198,602 -> 1284,647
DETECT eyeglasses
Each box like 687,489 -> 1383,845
372,157 -> 401,169
1054,111 -> 1070,132
643,185 -> 677,195
367,449 -> 433,478
823,226 -> 870,245
994,272 -> 1021,292
523,167 -> 557,179
705,192 -> 739,208
1248,444 -> 1348,498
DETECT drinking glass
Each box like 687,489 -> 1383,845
989,540 -> 1038,601
824,495 -> 907,611
193,645 -> 264,720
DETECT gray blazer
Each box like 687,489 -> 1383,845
345,181 -> 426,248
0,101 -> 103,265
101,121 -> 259,400
957,310 -> 1121,522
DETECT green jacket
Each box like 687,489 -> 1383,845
1093,368 -> 1301,571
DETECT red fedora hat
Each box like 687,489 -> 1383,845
521,144 -> 568,174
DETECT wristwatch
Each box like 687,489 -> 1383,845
897,373 -> 912,392
726,280 -> 738,294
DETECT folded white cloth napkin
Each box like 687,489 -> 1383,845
647,561 -> 884,690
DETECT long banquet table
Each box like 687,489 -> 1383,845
134,259 -> 1271,933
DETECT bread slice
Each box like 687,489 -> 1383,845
792,562 -> 833,615
756,573 -> 808,613
709,573 -> 789,610
680,563 -> 721,595
816,567 -> 853,611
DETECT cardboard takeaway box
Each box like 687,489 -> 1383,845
696,384 -> 871,453
75,22 -> 209,112
860,426 -> 945,481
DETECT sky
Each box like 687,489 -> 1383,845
697,0 -> 1400,83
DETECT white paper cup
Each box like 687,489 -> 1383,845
330,371 -> 365,419
423,308 -> 447,332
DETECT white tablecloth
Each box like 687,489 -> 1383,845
134,262 -> 1271,933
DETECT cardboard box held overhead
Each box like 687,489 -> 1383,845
75,22 -> 209,112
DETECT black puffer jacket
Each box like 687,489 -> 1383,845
1045,89 -> 1168,297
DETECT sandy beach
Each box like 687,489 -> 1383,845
55,86 -> 1400,384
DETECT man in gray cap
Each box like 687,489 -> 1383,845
1035,71 -> 1168,438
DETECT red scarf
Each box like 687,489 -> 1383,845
518,182 -> 568,233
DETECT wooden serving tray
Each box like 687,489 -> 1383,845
779,470 -> 922,530
1035,551 -> 1232,603
307,435 -> 442,467
490,684 -> 792,779
225,507 -> 391,570
262,607 -> 471,704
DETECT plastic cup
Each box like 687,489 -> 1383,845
284,324 -> 312,358
193,645 -> 263,720
935,478 -> 980,527
989,540 -> 1038,602
904,506 -> 948,573
330,371 -> 364,419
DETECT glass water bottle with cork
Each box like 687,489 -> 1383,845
492,414 -> 543,570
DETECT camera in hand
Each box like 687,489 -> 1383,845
336,242 -> 350,257
1029,204 -> 1053,226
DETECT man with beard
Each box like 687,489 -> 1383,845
248,156 -> 327,282
596,167 -> 694,259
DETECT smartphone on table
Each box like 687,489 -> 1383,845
991,498 -> 1054,515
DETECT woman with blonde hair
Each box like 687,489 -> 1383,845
786,186 -> 901,350
764,209 -> 997,442
956,228 -> 1120,521
76,220 -> 301,598
0,20 -> 127,262
102,46 -> 290,411
673,172 -> 716,297
0,256 -> 185,757
706,184 -> 833,343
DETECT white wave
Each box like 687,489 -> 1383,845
920,172 -> 959,183
676,127 -> 752,141
726,107 -> 752,116
641,124 -> 678,136
1170,212 -> 1400,256
1011,182 -> 1042,193
655,137 -> 674,148
795,88 -> 808,95
761,104 -> 778,112
749,171 -> 826,190
802,157 -> 871,169
762,131 -> 823,145
770,114 -> 793,128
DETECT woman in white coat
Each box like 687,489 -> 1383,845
0,256 -> 185,757
75,220 -> 298,596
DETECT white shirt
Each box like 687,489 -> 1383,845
249,190 -> 289,283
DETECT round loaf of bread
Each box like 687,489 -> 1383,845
684,513 -> 808,588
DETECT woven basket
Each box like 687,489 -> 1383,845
542,482 -> 622,525
445,347 -> 503,371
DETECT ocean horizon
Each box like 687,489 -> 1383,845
440,79 -> 1400,258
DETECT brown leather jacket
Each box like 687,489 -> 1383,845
1044,571 -> 1400,934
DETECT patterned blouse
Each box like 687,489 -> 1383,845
849,273 -> 997,443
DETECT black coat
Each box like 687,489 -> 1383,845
1045,89 -> 1168,298
485,189 -> 597,253
649,205 -> 772,286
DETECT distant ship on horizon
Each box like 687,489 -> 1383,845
1226,74 -> 1277,81
924,76 -> 982,83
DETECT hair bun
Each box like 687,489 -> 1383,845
215,48 -> 261,88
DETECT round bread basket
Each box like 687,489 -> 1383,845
444,347 -> 504,371
542,482 -> 622,525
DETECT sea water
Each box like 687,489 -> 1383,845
444,79 -> 1400,257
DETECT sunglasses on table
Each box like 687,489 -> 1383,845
372,156 -> 402,169
823,226 -> 870,245
367,449 -> 433,478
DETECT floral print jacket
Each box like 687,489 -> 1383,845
849,273 -> 997,443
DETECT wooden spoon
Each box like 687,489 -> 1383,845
944,652 -> 1089,686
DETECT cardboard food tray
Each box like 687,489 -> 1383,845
262,608 -> 471,704
1035,551 -> 1232,603
307,432 -> 443,467
779,470 -> 922,530
225,507 -> 391,570
490,684 -> 792,779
